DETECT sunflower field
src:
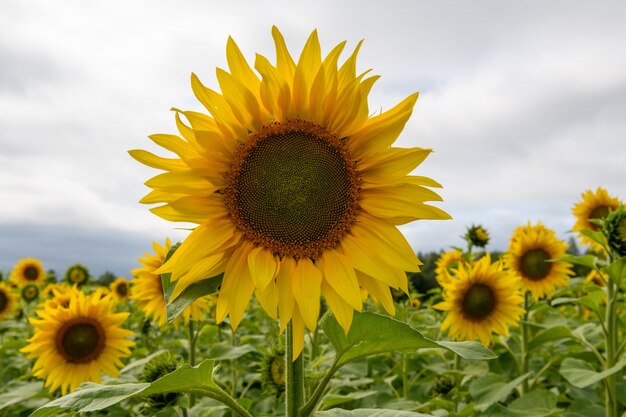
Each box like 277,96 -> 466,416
1,28 -> 625,417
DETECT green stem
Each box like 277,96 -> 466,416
520,291 -> 531,395
286,322 -> 305,417
188,320 -> 197,410
190,387 -> 254,417
605,268 -> 618,417
231,329 -> 238,398
402,352 -> 409,398
301,361 -> 341,417
453,353 -> 462,389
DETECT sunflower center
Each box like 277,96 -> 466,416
0,291 -> 7,312
24,266 -> 40,281
70,269 -> 86,283
270,356 -> 286,386
462,284 -> 496,319
116,282 -> 128,297
521,248 -> 552,281
589,206 -> 610,230
22,285 -> 39,301
224,120 -> 361,259
56,317 -> 106,363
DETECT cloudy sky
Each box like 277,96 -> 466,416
1,0 -> 625,278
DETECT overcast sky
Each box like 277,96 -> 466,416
1,0 -> 625,278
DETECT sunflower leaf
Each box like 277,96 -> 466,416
559,357 -> 626,388
551,254 -> 596,269
165,274 -> 223,322
580,230 -> 608,247
604,256 -> 626,286
315,409 -> 434,417
322,311 -> 495,367
160,242 -> 181,304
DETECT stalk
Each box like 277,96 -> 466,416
520,291 -> 531,395
604,268 -> 618,417
285,322 -> 305,417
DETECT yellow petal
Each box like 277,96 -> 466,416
148,134 -> 198,162
291,309 -> 305,361
317,249 -> 362,311
248,246 -> 278,292
357,271 -> 395,315
216,243 -> 255,330
321,280 -> 354,333
292,258 -> 322,331
255,280 -> 278,319
359,148 -> 432,184
216,68 -> 264,131
128,149 -> 186,171
292,30 -> 322,117
226,36 -> 261,101
276,257 -> 296,333
271,26 -> 296,86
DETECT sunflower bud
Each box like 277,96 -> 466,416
465,225 -> 490,248
141,353 -> 182,410
65,264 -> 90,286
259,347 -> 286,397
603,206 -> 626,257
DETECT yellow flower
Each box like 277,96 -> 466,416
21,291 -> 134,395
110,278 -> 130,301
435,249 -> 464,286
572,187 -> 621,251
505,222 -> 573,300
21,284 -> 40,303
583,269 -> 607,287
65,264 -> 90,286
131,239 -> 209,327
0,283 -> 17,321
11,258 -> 46,287
435,255 -> 524,345
130,27 -> 450,358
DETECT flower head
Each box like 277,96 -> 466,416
572,187 -> 621,251
131,27 -> 449,358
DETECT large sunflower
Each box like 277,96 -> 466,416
0,282 -> 17,321
21,291 -> 134,395
11,258 -> 46,286
505,222 -> 573,300
434,255 -> 524,345
131,238 -> 209,327
130,27 -> 450,357
572,187 -> 621,251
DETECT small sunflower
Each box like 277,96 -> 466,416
130,27 -> 449,358
572,187 -> 621,251
435,255 -> 524,345
65,264 -> 90,286
465,225 -> 490,248
131,239 -> 209,327
435,249 -> 464,286
505,222 -> 573,300
21,284 -> 40,303
11,258 -> 46,287
0,283 -> 17,320
110,278 -> 131,301
21,291 -> 135,395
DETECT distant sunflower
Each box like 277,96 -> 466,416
435,255 -> 524,345
131,239 -> 209,327
11,258 -> 46,287
505,222 -> 573,300
130,27 -> 450,358
110,278 -> 130,301
435,249 -> 464,286
572,187 -> 621,251
21,284 -> 40,303
465,225 -> 490,248
44,285 -> 80,310
21,291 -> 134,395
583,269 -> 607,287
65,264 -> 90,286
0,283 -> 17,320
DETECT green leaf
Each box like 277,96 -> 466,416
315,409 -> 434,417
508,389 -> 558,411
528,326 -> 573,350
30,361 -> 224,417
604,256 -> 626,286
560,357 -> 626,388
205,344 -> 258,361
469,373 -> 530,411
120,349 -> 169,374
578,290 -> 606,313
581,229 -> 607,247
166,274 -> 223,322
0,381 -> 45,410
322,312 -> 495,367
551,254 -> 596,269
29,383 -> 150,417
321,390 -> 378,409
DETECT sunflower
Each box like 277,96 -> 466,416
572,187 -> 621,251
21,284 -> 40,303
131,239 -> 209,327
505,222 -> 573,300
110,278 -> 131,301
465,225 -> 490,248
435,249 -> 464,286
11,258 -> 46,287
44,285 -> 80,310
21,291 -> 135,395
434,255 -> 524,345
130,27 -> 449,358
0,283 -> 17,321
65,264 -> 90,286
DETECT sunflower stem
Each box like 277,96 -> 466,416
188,319 -> 197,409
604,256 -> 619,417
286,321 -> 304,417
520,291 -> 531,395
